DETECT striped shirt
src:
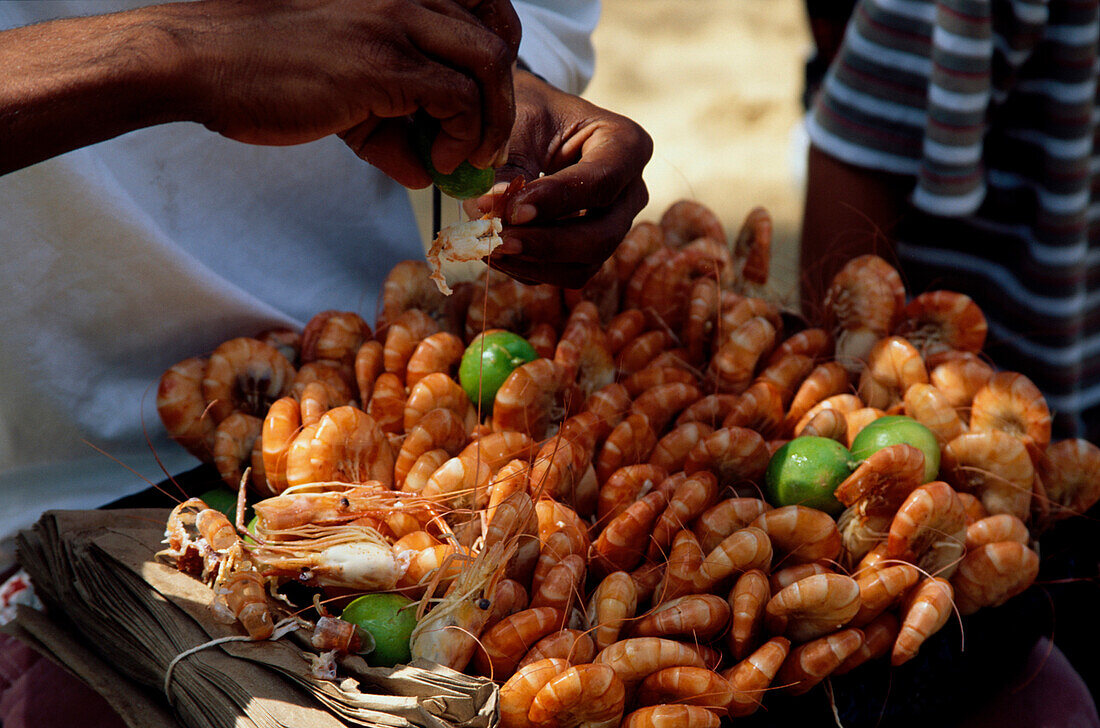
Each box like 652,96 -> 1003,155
807,0 -> 1100,440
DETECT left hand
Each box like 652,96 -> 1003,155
463,70 -> 653,289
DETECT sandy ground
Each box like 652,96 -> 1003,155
413,0 -> 813,307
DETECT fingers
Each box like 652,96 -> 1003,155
341,118 -> 433,189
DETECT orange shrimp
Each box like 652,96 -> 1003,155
404,331 -> 465,389
365,371 -> 406,435
822,254 -> 906,369
969,371 -> 1052,459
586,571 -> 639,652
376,259 -> 457,335
473,606 -> 567,680
754,353 -> 816,409
525,664 -> 627,728
928,352 -> 993,415
764,573 -> 861,643
555,322 -> 617,402
249,520 -> 402,591
851,562 -> 921,627
465,278 -> 563,342
750,505 -> 842,566
595,413 -> 659,484
647,471 -> 720,561
613,221 -> 666,283
202,336 -> 296,423
592,489 -> 669,576
300,310 -> 371,369
636,666 -> 734,715
394,408 -> 468,488
798,408 -> 849,443
835,443 -> 925,511
683,277 -> 722,363
283,405 -> 394,487
633,593 -> 731,642
212,569 -> 274,640
892,577 -> 955,665
857,335 -> 928,413
595,463 -> 668,527
493,359 -> 574,441
774,628 -> 865,696
621,705 -> 721,728
834,611 -> 899,675
893,290 -> 987,368
903,382 -> 967,446
886,481 -> 967,578
768,562 -> 834,593
692,497 -> 771,554
695,526 -> 774,592
157,356 -> 216,461
724,636 -> 790,717
353,339 -> 384,406
594,636 -> 708,686
726,568 -> 770,660
649,423 -> 713,475
707,316 -> 777,394
950,540 -> 1039,615
660,199 -> 725,247
722,380 -> 785,439
765,327 -> 833,367
942,429 -> 1034,521
212,411 -> 263,489
682,426 -> 770,495
605,309 -> 649,356
617,330 -> 673,376
674,393 -> 740,429
965,513 -> 1029,550
631,382 -> 704,435
784,362 -> 851,435
254,326 -> 301,365
404,371 -> 476,433
381,308 -> 439,382
529,553 -> 586,615
732,205 -> 772,286
1037,438 -> 1100,525
500,658 -> 572,728
584,381 -> 632,439
654,528 -> 707,604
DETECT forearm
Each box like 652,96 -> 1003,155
0,4 -> 203,175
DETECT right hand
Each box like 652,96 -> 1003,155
174,0 -> 520,186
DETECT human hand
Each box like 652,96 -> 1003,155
178,0 -> 520,185
463,70 -> 653,288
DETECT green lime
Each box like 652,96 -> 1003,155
411,113 -> 495,200
764,436 -> 855,516
340,593 -> 419,667
459,330 -> 539,415
849,415 -> 940,483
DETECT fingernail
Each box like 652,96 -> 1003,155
508,203 -> 537,225
498,237 -> 523,255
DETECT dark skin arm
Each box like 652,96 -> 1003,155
464,69 -> 654,289
799,144 -> 912,319
0,0 -> 520,180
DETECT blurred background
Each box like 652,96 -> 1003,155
414,0 -> 813,308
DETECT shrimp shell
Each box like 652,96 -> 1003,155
213,411 -> 263,489
892,577 -> 954,665
886,481 -> 967,578
675,394 -> 740,429
404,372 -> 475,433
592,489 -> 669,576
857,336 -> 928,413
1037,438 -> 1100,523
723,381 -> 785,439
654,528 -> 707,604
300,310 -> 371,368
942,429 -> 1034,521
500,658 -> 571,728
969,371 -> 1052,459
632,593 -> 731,642
893,290 -> 987,368
726,568 -> 770,660
950,541 -> 1039,615
682,426 -> 770,495
527,663 -> 626,728
393,407 -> 468,487
283,405 -> 394,487
707,316 -> 777,394
593,636 -> 708,686
764,573 -> 861,643
353,339 -> 385,406
851,563 -> 921,627
724,636 -> 790,717
834,611 -> 899,675
834,443 -> 925,513
965,514 -> 1029,550
784,363 -> 852,435
595,414 -> 659,484
202,336 -> 296,423
596,464 -> 669,527
750,505 -> 842,566
929,352 -> 993,414
157,356 -> 216,461
621,705 -> 721,728
635,666 -> 734,714
774,627 -> 864,696
493,358 -> 573,441
212,569 -> 274,640
473,606 -> 567,681
405,331 -> 465,388
696,526 -> 774,592
692,497 -> 771,554
903,382 -> 967,446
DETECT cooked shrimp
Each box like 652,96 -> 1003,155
595,413 -> 659,484
723,381 -> 785,439
393,407 -> 468,487
586,571 -> 639,651
754,353 -> 816,409
594,636 -> 708,686
404,371 -> 476,433
969,371 -> 1052,459
649,423 -> 712,476
950,541 -> 1039,615
929,352 -> 993,414
750,505 -> 842,566
636,666 -> 734,715
472,606 -> 567,680
892,577 -> 954,665
893,290 -> 987,368
660,199 -> 725,247
774,628 -> 864,696
605,309 -> 649,356
886,481 -> 967,578
592,489 -> 669,576
353,339 -> 384,406
822,254 -> 906,361
1037,438 -> 1100,524
466,277 -> 563,341
903,382 -> 967,446
248,522 -> 401,590
675,393 -> 740,429
653,528 -> 707,603
682,426 -> 770,495
554,319 -> 616,400
500,658 -> 571,728
404,331 -> 465,389
732,205 -> 772,286
707,316 -> 777,394
527,663 -> 626,728
647,471 -> 720,561
595,464 -> 668,527
633,593 -> 731,642
376,259 -> 454,334
834,443 -> 925,513
766,328 -> 833,367
617,330 -> 673,376
493,359 -> 573,441
695,526 -> 774,592
211,568 -> 274,640
212,411 -> 263,489
631,382 -> 704,434
300,310 -> 371,368
529,553 -> 586,614
692,498 -> 771,554
965,513 -> 1029,550
857,336 -> 928,413
724,636 -> 790,717
834,611 -> 899,675
283,405 -> 394,487
942,430 -> 1034,521
621,705 -> 721,728
768,562 -> 833,593
202,336 -> 296,423
157,356 -> 216,461
851,563 -> 920,627
784,362 -> 852,435
764,573 -> 861,643
726,568 -> 770,660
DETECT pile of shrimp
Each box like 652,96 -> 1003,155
156,200 -> 1100,727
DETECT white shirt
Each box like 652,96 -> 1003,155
0,0 -> 600,567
